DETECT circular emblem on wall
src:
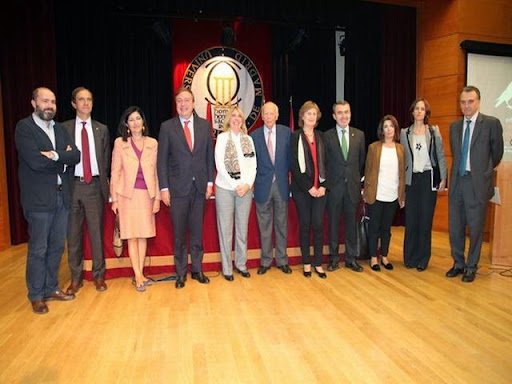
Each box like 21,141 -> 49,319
182,46 -> 264,135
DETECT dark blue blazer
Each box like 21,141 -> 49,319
250,124 -> 290,203
157,115 -> 214,197
15,115 -> 80,211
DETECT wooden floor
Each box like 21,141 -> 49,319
0,227 -> 511,384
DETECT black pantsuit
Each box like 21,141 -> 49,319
403,171 -> 437,268
368,200 -> 398,257
292,190 -> 326,267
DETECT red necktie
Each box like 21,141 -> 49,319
184,120 -> 193,151
81,121 -> 92,183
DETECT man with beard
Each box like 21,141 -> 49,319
15,87 -> 80,314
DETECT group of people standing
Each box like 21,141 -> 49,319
15,84 -> 503,315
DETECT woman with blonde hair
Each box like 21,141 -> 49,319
214,106 -> 257,280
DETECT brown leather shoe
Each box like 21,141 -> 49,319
66,281 -> 84,295
94,278 -> 107,292
31,299 -> 49,314
44,290 -> 75,301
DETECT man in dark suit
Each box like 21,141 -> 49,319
447,85 -> 504,283
15,87 -> 80,314
157,86 -> 215,289
250,101 -> 292,275
324,100 -> 366,272
63,87 -> 110,294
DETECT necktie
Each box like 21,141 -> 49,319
268,129 -> 274,164
459,120 -> 471,176
81,121 -> 92,183
341,129 -> 348,159
184,120 -> 193,151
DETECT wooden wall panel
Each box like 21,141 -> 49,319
423,76 -> 461,117
491,163 -> 512,265
459,0 -> 512,37
432,194 -> 449,232
423,34 -> 460,79
422,0 -> 459,40
0,81 -> 11,250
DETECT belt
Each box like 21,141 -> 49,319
56,185 -> 63,191
74,176 -> 99,182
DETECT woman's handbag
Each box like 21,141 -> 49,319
113,211 -> 123,257
355,202 -> 370,260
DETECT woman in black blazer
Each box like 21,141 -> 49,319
290,101 -> 327,279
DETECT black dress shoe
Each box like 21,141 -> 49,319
446,266 -> 464,278
303,264 -> 312,278
417,266 -> 426,272
277,264 -> 292,274
404,264 -> 415,269
462,270 -> 476,283
235,268 -> 251,278
381,260 -> 394,270
257,265 -> 270,275
191,272 -> 210,284
175,276 -> 186,289
327,261 -> 340,271
345,261 -> 363,272
371,263 -> 381,271
223,274 -> 234,281
313,266 -> 327,279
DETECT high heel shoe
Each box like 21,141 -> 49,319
313,266 -> 327,279
303,264 -> 312,278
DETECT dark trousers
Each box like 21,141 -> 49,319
170,182 -> 206,276
403,172 -> 437,268
67,178 -> 105,281
24,190 -> 68,301
326,184 -> 358,264
368,200 -> 398,257
449,173 -> 488,271
292,190 -> 326,267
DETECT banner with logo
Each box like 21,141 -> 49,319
172,19 -> 272,134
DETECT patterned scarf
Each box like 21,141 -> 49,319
224,131 -> 255,179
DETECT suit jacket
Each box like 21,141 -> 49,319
449,113 -> 503,203
290,129 -> 327,193
63,118 -> 110,201
400,124 -> 447,186
250,124 -> 290,203
363,141 -> 405,204
15,115 -> 80,211
157,115 -> 214,197
110,137 -> 160,201
324,126 -> 366,203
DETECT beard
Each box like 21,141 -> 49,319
35,105 -> 56,121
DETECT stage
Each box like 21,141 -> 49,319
82,199 -> 349,280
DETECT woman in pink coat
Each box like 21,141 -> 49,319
110,106 -> 160,292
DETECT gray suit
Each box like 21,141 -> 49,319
449,112 -> 503,270
324,126 -> 366,264
64,119 -> 110,281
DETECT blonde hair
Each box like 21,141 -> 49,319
222,106 -> 248,134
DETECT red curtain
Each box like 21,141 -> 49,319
171,19 -> 272,128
